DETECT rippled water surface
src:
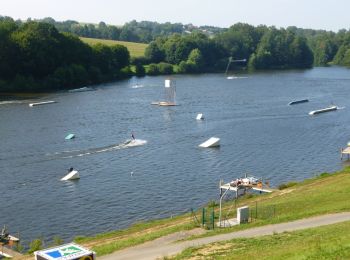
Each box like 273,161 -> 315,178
1,67 -> 350,243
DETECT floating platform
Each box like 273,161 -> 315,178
151,101 -> 177,106
220,182 -> 273,194
196,113 -> 204,120
29,101 -> 56,107
288,99 -> 309,105
61,170 -> 80,181
65,134 -> 75,140
199,137 -> 220,148
341,147 -> 350,160
309,105 -> 337,115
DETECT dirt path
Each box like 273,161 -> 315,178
99,212 -> 350,260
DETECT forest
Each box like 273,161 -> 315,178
0,16 -> 130,92
1,15 -> 350,92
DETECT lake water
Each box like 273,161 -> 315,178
1,66 -> 350,244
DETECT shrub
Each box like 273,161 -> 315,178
278,181 -> 298,190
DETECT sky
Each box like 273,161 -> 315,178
1,0 -> 349,31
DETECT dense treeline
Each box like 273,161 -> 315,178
29,17 -> 224,43
143,23 -> 314,74
0,16 -> 130,92
1,14 -> 350,92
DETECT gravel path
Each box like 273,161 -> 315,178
99,212 -> 350,260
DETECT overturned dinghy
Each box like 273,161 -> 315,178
61,170 -> 80,181
199,137 -> 220,148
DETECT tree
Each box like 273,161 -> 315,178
135,63 -> 145,77
145,41 -> 165,63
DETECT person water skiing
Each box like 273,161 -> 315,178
131,132 -> 135,140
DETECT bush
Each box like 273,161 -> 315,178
157,62 -> 173,74
146,63 -> 159,75
278,181 -> 298,190
135,63 -> 146,77
28,238 -> 43,254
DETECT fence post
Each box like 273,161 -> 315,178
202,208 -> 206,226
211,207 -> 215,230
255,201 -> 258,219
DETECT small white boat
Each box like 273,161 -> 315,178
196,113 -> 204,120
68,87 -> 93,93
309,105 -> 338,115
61,170 -> 80,181
199,137 -> 220,148
29,101 -> 56,107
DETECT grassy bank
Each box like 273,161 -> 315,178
19,167 -> 350,259
73,167 -> 350,257
80,37 -> 147,57
171,221 -> 350,259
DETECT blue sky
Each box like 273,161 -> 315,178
1,0 -> 349,31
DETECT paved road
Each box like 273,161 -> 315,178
99,212 -> 350,260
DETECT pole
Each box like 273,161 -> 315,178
211,207 -> 215,230
202,208 -> 205,226
219,188 -> 230,227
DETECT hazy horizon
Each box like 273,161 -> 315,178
1,0 -> 349,32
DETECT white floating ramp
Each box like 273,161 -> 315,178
199,137 -> 220,148
196,113 -> 204,120
61,170 -> 80,181
309,105 -> 337,115
65,133 -> 75,140
29,101 -> 56,107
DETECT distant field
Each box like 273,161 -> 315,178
80,37 -> 148,57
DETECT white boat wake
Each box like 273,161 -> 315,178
0,100 -> 28,105
227,76 -> 248,80
48,139 -> 147,159
130,84 -> 144,89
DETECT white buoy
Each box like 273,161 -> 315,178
196,113 -> 204,120
61,170 -> 80,181
199,137 -> 220,148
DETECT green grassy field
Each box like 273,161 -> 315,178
80,37 -> 148,57
172,221 -> 350,259
71,167 -> 350,257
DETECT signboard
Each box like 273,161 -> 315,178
34,243 -> 95,260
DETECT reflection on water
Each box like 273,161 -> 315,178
1,67 -> 350,244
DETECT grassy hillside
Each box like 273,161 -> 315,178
74,167 -> 350,256
80,37 -> 148,57
172,221 -> 350,259
19,167 -> 350,259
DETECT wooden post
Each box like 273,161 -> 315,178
202,208 -> 206,226
341,148 -> 343,160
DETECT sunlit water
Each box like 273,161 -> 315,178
1,66 -> 350,244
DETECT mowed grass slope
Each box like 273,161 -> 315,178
80,37 -> 148,57
70,168 -> 350,257
171,221 -> 350,259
